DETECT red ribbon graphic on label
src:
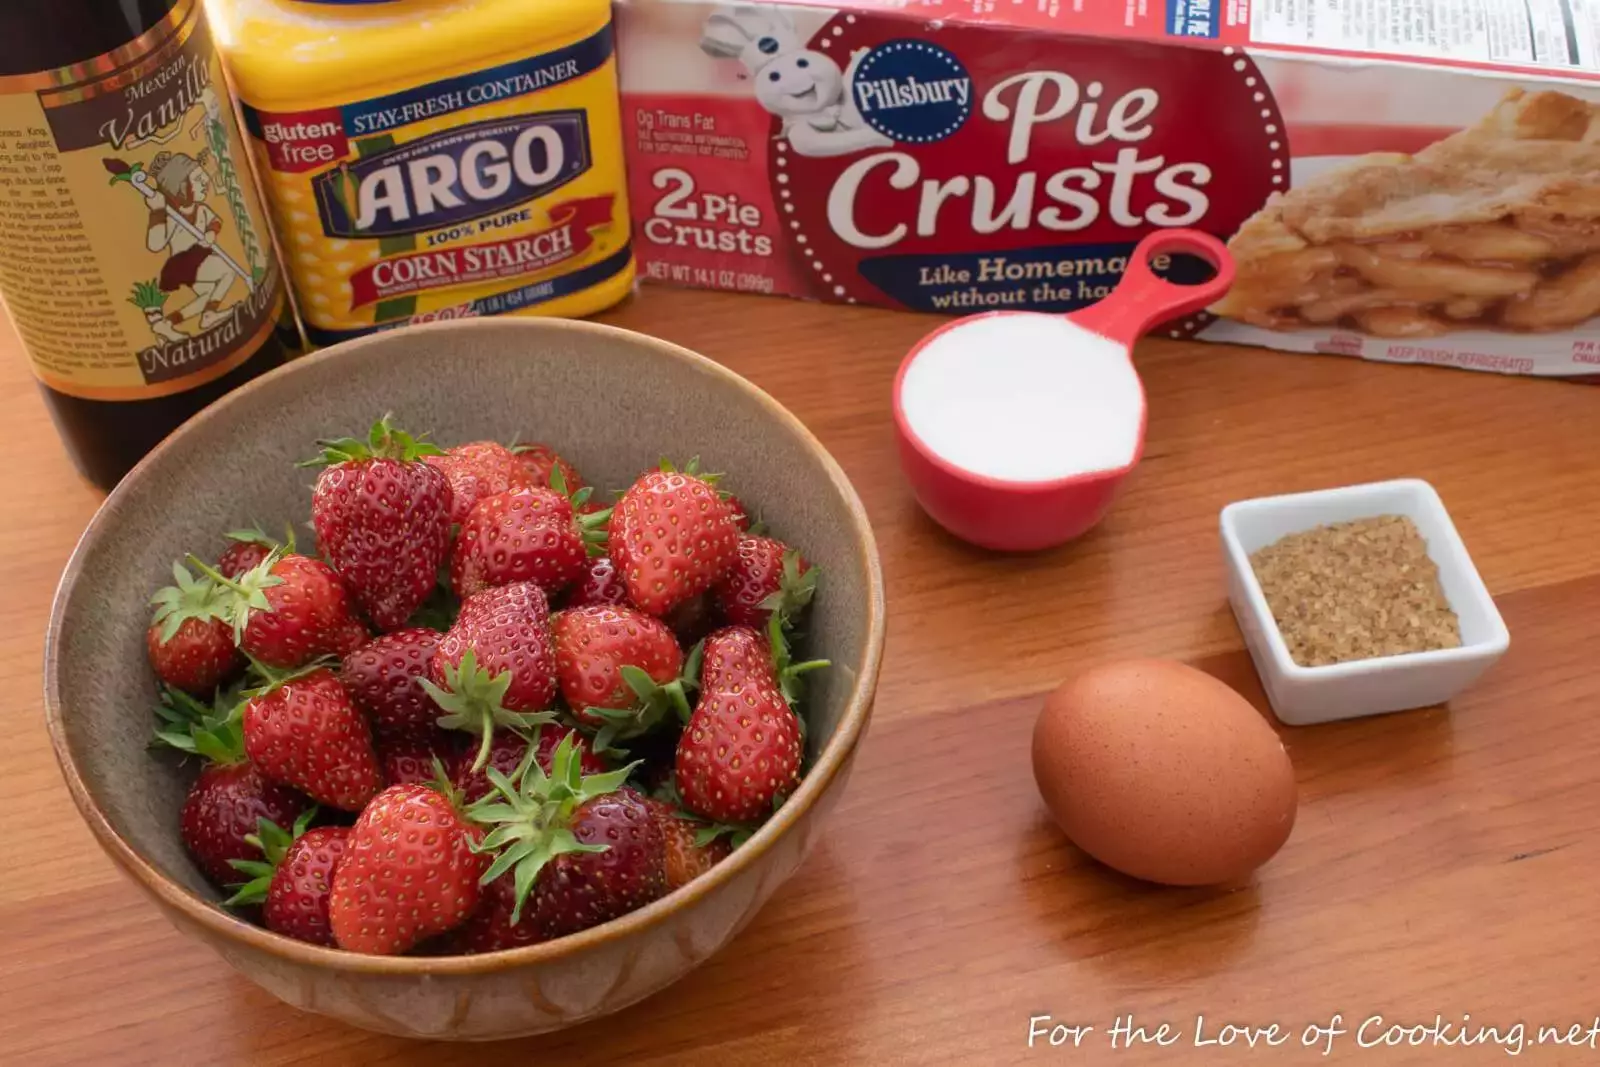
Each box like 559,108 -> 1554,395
349,195 -> 615,309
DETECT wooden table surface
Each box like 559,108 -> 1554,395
3,288 -> 1598,1066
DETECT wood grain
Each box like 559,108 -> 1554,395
4,287 -> 1599,1066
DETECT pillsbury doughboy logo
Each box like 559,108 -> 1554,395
699,5 -> 893,158
851,40 -> 973,145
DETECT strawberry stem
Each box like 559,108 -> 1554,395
470,712 -> 495,777
549,465 -> 613,555
548,463 -> 571,499
186,553 -> 248,596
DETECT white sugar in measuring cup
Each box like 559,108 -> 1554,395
892,229 -> 1235,551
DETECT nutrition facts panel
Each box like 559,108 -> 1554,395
1251,0 -> 1600,70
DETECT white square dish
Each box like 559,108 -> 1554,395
1220,479 -> 1510,726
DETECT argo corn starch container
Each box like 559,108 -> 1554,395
211,0 -> 635,345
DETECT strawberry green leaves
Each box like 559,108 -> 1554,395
467,734 -> 637,924
657,455 -> 722,486
240,652 -> 339,696
298,413 -> 444,469
224,807 -> 318,907
548,464 -> 613,547
760,549 -> 819,631
224,523 -> 295,557
419,648 -> 556,774
187,550 -> 286,645
692,820 -> 754,851
150,684 -> 248,764
583,663 -> 696,757
767,614 -> 829,720
149,561 -> 234,645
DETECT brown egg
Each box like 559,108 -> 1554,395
1032,659 -> 1297,886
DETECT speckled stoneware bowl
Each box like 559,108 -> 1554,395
43,318 -> 884,1041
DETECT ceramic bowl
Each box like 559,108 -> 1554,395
1220,478 -> 1508,726
43,318 -> 885,1041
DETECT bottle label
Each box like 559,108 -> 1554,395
0,0 -> 285,400
239,25 -> 633,344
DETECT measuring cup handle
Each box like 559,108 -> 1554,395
1068,229 -> 1237,349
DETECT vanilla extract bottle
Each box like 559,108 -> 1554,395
0,0 -> 293,491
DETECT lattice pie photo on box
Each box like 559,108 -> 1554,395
1212,89 -> 1600,339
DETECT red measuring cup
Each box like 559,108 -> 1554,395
892,229 -> 1236,552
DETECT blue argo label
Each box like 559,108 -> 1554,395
313,112 -> 591,239
241,20 -> 628,342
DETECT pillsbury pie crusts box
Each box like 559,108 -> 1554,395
616,0 -> 1600,380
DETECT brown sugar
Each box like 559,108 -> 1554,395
1248,515 -> 1462,667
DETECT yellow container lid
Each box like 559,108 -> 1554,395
211,0 -> 613,110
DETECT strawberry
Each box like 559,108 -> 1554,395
723,494 -> 753,533
470,737 -> 664,938
450,483 -> 608,599
674,622 -> 828,824
147,562 -> 241,694
421,581 -> 558,774
512,443 -> 583,494
196,551 -> 368,668
155,685 -> 314,888
216,527 -> 286,580
713,537 -> 817,630
607,461 -> 739,617
242,665 -> 382,811
513,443 -> 610,516
340,628 -> 444,742
226,809 -> 348,947
551,605 -> 688,749
181,762 -> 312,888
695,617 -> 825,698
437,867 -> 547,954
536,786 -> 666,938
305,416 -> 453,632
643,797 -> 732,890
425,441 -> 535,526
330,782 -> 487,954
378,729 -> 461,786
565,555 -> 629,608
453,725 -> 607,804
694,622 -> 763,696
